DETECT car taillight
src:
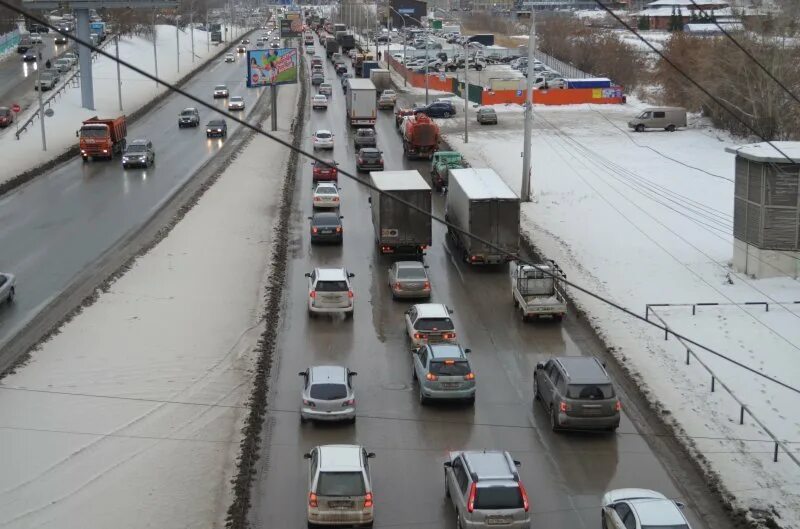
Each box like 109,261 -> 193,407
309,492 -> 318,507
425,372 -> 438,381
519,483 -> 530,512
464,372 -> 475,380
310,291 -> 316,298
467,482 -> 477,513
314,196 -> 321,201
394,282 -> 402,290
560,401 -> 569,412
363,492 -> 373,508
615,400 -> 622,411
332,197 -> 339,202
303,399 -> 316,407
312,227 -> 318,234
413,333 -> 423,340
443,332 -> 456,340
342,398 -> 355,406
470,255 -> 478,262
422,281 -> 431,290
347,290 -> 354,298
419,245 -> 428,250
335,226 -> 342,233
357,158 -> 363,163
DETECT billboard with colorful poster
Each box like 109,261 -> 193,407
247,48 -> 298,87
280,13 -> 303,37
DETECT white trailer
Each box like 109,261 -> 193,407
511,260 -> 568,321
345,78 -> 377,127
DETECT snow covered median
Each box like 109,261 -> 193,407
0,82 -> 298,529
444,101 -> 800,528
0,24 -> 248,185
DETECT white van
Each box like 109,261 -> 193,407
628,107 -> 687,132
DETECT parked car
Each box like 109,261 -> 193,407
388,261 -> 430,299
61,52 -> 77,66
313,129 -> 334,150
213,84 -> 229,98
355,148 -> 384,172
628,107 -> 688,132
0,107 -> 14,128
476,107 -> 497,125
53,57 -> 72,73
227,96 -> 245,111
311,94 -> 328,110
312,182 -> 340,208
34,70 -> 60,91
444,450 -> 530,529
121,138 -> 155,169
0,272 -> 16,304
303,445 -> 375,527
312,159 -> 339,183
404,303 -> 456,347
299,366 -> 357,423
602,489 -> 691,529
306,267 -> 355,317
178,107 -> 200,128
206,119 -> 227,138
412,343 -> 475,404
533,356 -> 621,432
224,53 -> 235,63
353,127 -> 377,148
318,82 -> 333,95
414,101 -> 456,118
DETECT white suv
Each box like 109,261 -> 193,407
306,268 -> 355,317
404,303 -> 456,346
304,445 -> 375,528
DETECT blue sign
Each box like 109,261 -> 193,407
516,89 -> 522,96
398,8 -> 414,14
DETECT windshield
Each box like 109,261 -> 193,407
641,526 -> 689,529
309,383 -> 348,400
397,268 -> 426,279
181,110 -> 195,116
80,127 -> 108,138
567,384 -> 615,400
362,151 -> 380,160
415,317 -> 454,331
126,145 -> 147,153
316,132 -> 331,139
474,485 -> 524,510
316,471 -> 365,496
316,186 -> 337,195
208,121 -> 224,127
313,214 -> 340,226
315,280 -> 348,292
215,85 -> 227,91
430,361 -> 470,376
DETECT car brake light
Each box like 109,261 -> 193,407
423,281 -> 431,290
342,398 -> 355,406
314,196 -> 321,201
413,333 -> 423,340
394,282 -> 403,290
312,227 -> 318,234
559,401 -> 568,412
419,245 -> 427,250
310,291 -> 316,298
309,492 -> 318,507
470,255 -> 478,262
519,483 -> 530,512
444,359 -> 455,365
467,482 -> 477,512
464,372 -> 475,380
332,197 -> 339,201
336,226 -> 342,233
425,372 -> 438,381
347,290 -> 354,298
363,492 -> 373,508
303,399 -> 316,407
443,332 -> 455,340
357,158 -> 363,163
615,400 -> 621,411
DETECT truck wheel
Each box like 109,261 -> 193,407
666,124 -> 676,132
635,124 -> 645,132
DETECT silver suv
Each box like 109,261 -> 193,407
533,356 -> 621,432
304,445 -> 375,528
412,343 -> 475,405
306,267 -> 355,317
299,365 -> 357,423
444,450 -> 530,529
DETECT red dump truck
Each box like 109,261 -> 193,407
78,115 -> 127,161
402,113 -> 440,160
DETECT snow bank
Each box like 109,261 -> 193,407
0,24 -> 247,184
444,101 -> 800,527
0,82 -> 298,529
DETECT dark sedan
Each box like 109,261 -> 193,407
0,107 -> 14,128
22,50 -> 37,62
206,119 -> 227,138
414,101 -> 456,118
356,148 -> 384,172
309,212 -> 344,244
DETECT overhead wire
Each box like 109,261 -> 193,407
3,3 -> 799,398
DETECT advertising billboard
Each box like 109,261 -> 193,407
280,13 -> 303,37
247,48 -> 298,87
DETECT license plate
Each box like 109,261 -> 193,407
427,334 -> 443,343
320,229 -> 333,234
442,383 -> 460,389
329,501 -> 354,509
321,294 -> 339,301
487,516 -> 512,525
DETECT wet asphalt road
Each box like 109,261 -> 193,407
249,39 -> 709,529
0,34 -> 64,124
0,47 -> 267,350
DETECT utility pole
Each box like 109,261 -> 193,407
206,11 -> 210,52
191,11 -> 195,63
115,35 -> 123,110
463,40 -> 468,143
521,11 -> 536,202
176,22 -> 180,73
153,9 -> 159,88
36,58 -> 46,151
424,28 -> 429,105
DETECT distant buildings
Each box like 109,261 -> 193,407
635,0 -> 734,30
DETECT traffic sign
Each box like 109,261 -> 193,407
516,89 -> 522,96
11,103 -> 21,113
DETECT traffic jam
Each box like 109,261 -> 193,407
248,16 -> 699,529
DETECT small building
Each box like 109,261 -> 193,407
727,142 -> 800,279
636,0 -> 731,30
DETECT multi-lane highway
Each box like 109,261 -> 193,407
0,33 -> 64,122
0,38 -> 267,354
249,36 -> 727,529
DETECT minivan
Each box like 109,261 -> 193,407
628,107 -> 687,132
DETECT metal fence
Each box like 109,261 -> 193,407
645,302 -> 800,469
532,49 -> 591,79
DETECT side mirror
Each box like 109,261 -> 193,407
303,453 -> 312,459
307,216 -> 312,219
513,460 -> 521,467
75,130 -> 79,137
443,461 -> 452,468
339,215 -> 344,219
368,196 -> 372,204
464,348 -> 471,354
411,348 -> 419,354
675,501 -> 685,509
448,307 -> 454,314
298,371 -> 307,377
348,272 -> 355,278
367,452 -> 376,459
304,273 -> 311,277
423,265 -> 429,269
536,362 -> 545,370
348,371 -> 357,377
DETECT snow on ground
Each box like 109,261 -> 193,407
0,81 -> 297,529
0,24 -> 247,184
443,99 -> 800,527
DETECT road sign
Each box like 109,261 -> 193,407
11,103 -> 21,113
44,108 -> 54,117
516,89 -> 522,96
439,73 -> 445,81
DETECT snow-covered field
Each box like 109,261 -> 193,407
0,81 -> 297,529
443,100 -> 800,527
0,24 -> 247,184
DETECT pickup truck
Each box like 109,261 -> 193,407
511,261 -> 567,321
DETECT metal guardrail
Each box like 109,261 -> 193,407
645,303 -> 800,468
532,49 -> 591,79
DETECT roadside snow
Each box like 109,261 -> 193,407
444,99 -> 800,527
0,82 -> 297,529
0,24 -> 247,184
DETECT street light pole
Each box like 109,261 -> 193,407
463,40 -> 468,143
36,57 -> 46,151
521,11 -> 536,202
153,9 -> 159,88
115,35 -> 123,111
424,28 -> 429,105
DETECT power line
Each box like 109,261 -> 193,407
589,0 -> 799,166
3,3 -> 799,399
